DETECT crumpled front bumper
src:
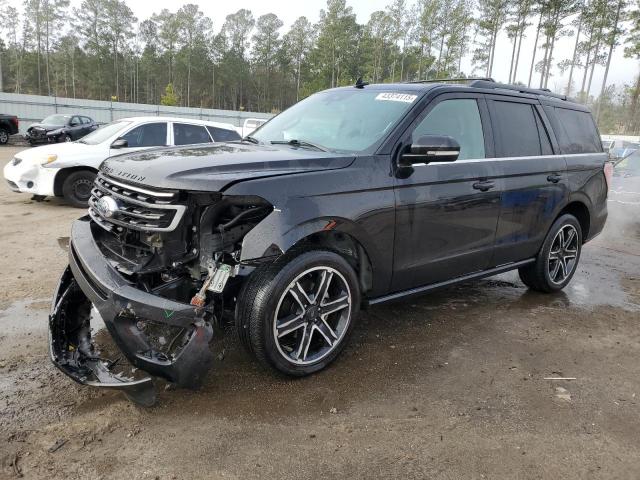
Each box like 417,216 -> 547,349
49,217 -> 214,405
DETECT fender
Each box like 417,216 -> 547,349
226,155 -> 397,296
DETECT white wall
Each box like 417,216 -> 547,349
0,92 -> 273,134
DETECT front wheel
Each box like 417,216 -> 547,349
62,170 -> 96,208
236,250 -> 360,376
519,214 -> 583,293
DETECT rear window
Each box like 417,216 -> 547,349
492,101 -> 543,157
206,126 -> 241,142
553,108 -> 602,154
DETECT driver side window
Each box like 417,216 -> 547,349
120,123 -> 167,148
412,99 -> 485,160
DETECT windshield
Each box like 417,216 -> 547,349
79,121 -> 131,145
42,114 -> 70,126
252,89 -> 420,153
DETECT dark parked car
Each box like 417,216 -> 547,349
49,79 -> 609,405
25,114 -> 98,145
0,114 -> 19,144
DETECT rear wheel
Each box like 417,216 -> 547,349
0,128 -> 8,145
519,214 -> 582,293
236,250 -> 360,376
62,170 -> 96,208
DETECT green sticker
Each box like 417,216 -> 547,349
163,309 -> 175,319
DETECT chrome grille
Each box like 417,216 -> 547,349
89,174 -> 187,232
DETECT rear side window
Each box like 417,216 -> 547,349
492,101 -> 544,157
206,126 -> 241,142
412,99 -> 485,160
553,108 -> 602,154
121,122 -> 167,148
173,123 -> 212,146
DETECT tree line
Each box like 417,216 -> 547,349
0,0 -> 638,133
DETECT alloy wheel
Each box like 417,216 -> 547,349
548,224 -> 579,285
273,266 -> 352,365
0,131 -> 8,143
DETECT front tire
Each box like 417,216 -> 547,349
236,250 -> 360,377
62,170 -> 96,208
60,134 -> 72,143
519,214 -> 582,293
0,128 -> 8,145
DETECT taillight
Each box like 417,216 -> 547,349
604,161 -> 614,191
11,117 -> 18,129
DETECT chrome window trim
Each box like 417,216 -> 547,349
418,152 -> 605,166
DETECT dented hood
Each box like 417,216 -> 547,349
100,142 -> 355,192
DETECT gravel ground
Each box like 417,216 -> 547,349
1,144 -> 639,480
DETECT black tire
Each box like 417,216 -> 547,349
62,170 -> 96,208
519,214 -> 583,293
0,128 -> 9,145
236,250 -> 360,377
60,134 -> 72,143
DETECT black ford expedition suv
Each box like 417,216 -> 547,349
50,79 -> 609,405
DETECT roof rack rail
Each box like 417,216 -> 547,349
468,79 -> 567,101
406,77 -> 496,84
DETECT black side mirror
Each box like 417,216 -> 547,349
400,135 -> 460,166
111,138 -> 128,149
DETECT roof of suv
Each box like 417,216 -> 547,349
330,78 -> 586,110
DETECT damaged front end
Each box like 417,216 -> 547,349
49,173 -> 273,405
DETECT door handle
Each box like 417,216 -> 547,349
547,173 -> 562,183
472,180 -> 495,192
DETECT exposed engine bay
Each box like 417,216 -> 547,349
93,192 -> 273,308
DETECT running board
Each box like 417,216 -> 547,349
368,258 -> 535,305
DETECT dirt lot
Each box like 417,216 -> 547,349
1,144 -> 639,479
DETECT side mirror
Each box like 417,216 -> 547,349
111,138 -> 128,149
70,121 -> 79,126
400,135 -> 460,166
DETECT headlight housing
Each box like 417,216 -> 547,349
40,154 -> 58,166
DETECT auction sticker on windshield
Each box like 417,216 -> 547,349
375,92 -> 418,103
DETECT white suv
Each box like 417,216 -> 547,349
3,116 -> 241,207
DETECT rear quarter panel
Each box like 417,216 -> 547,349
565,153 -> 608,241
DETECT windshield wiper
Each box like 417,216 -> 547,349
270,139 -> 329,152
243,135 -> 260,144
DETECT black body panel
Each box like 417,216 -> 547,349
49,80 -> 609,398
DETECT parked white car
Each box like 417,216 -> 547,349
3,116 -> 241,207
237,117 -> 268,138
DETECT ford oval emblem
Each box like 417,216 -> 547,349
95,196 -> 119,218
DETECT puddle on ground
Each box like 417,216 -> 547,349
0,298 -> 50,336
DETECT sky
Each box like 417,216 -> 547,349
41,0 -> 640,94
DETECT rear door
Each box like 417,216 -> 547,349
392,93 -> 502,291
488,96 -> 569,264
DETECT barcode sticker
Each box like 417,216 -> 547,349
375,93 -> 418,103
